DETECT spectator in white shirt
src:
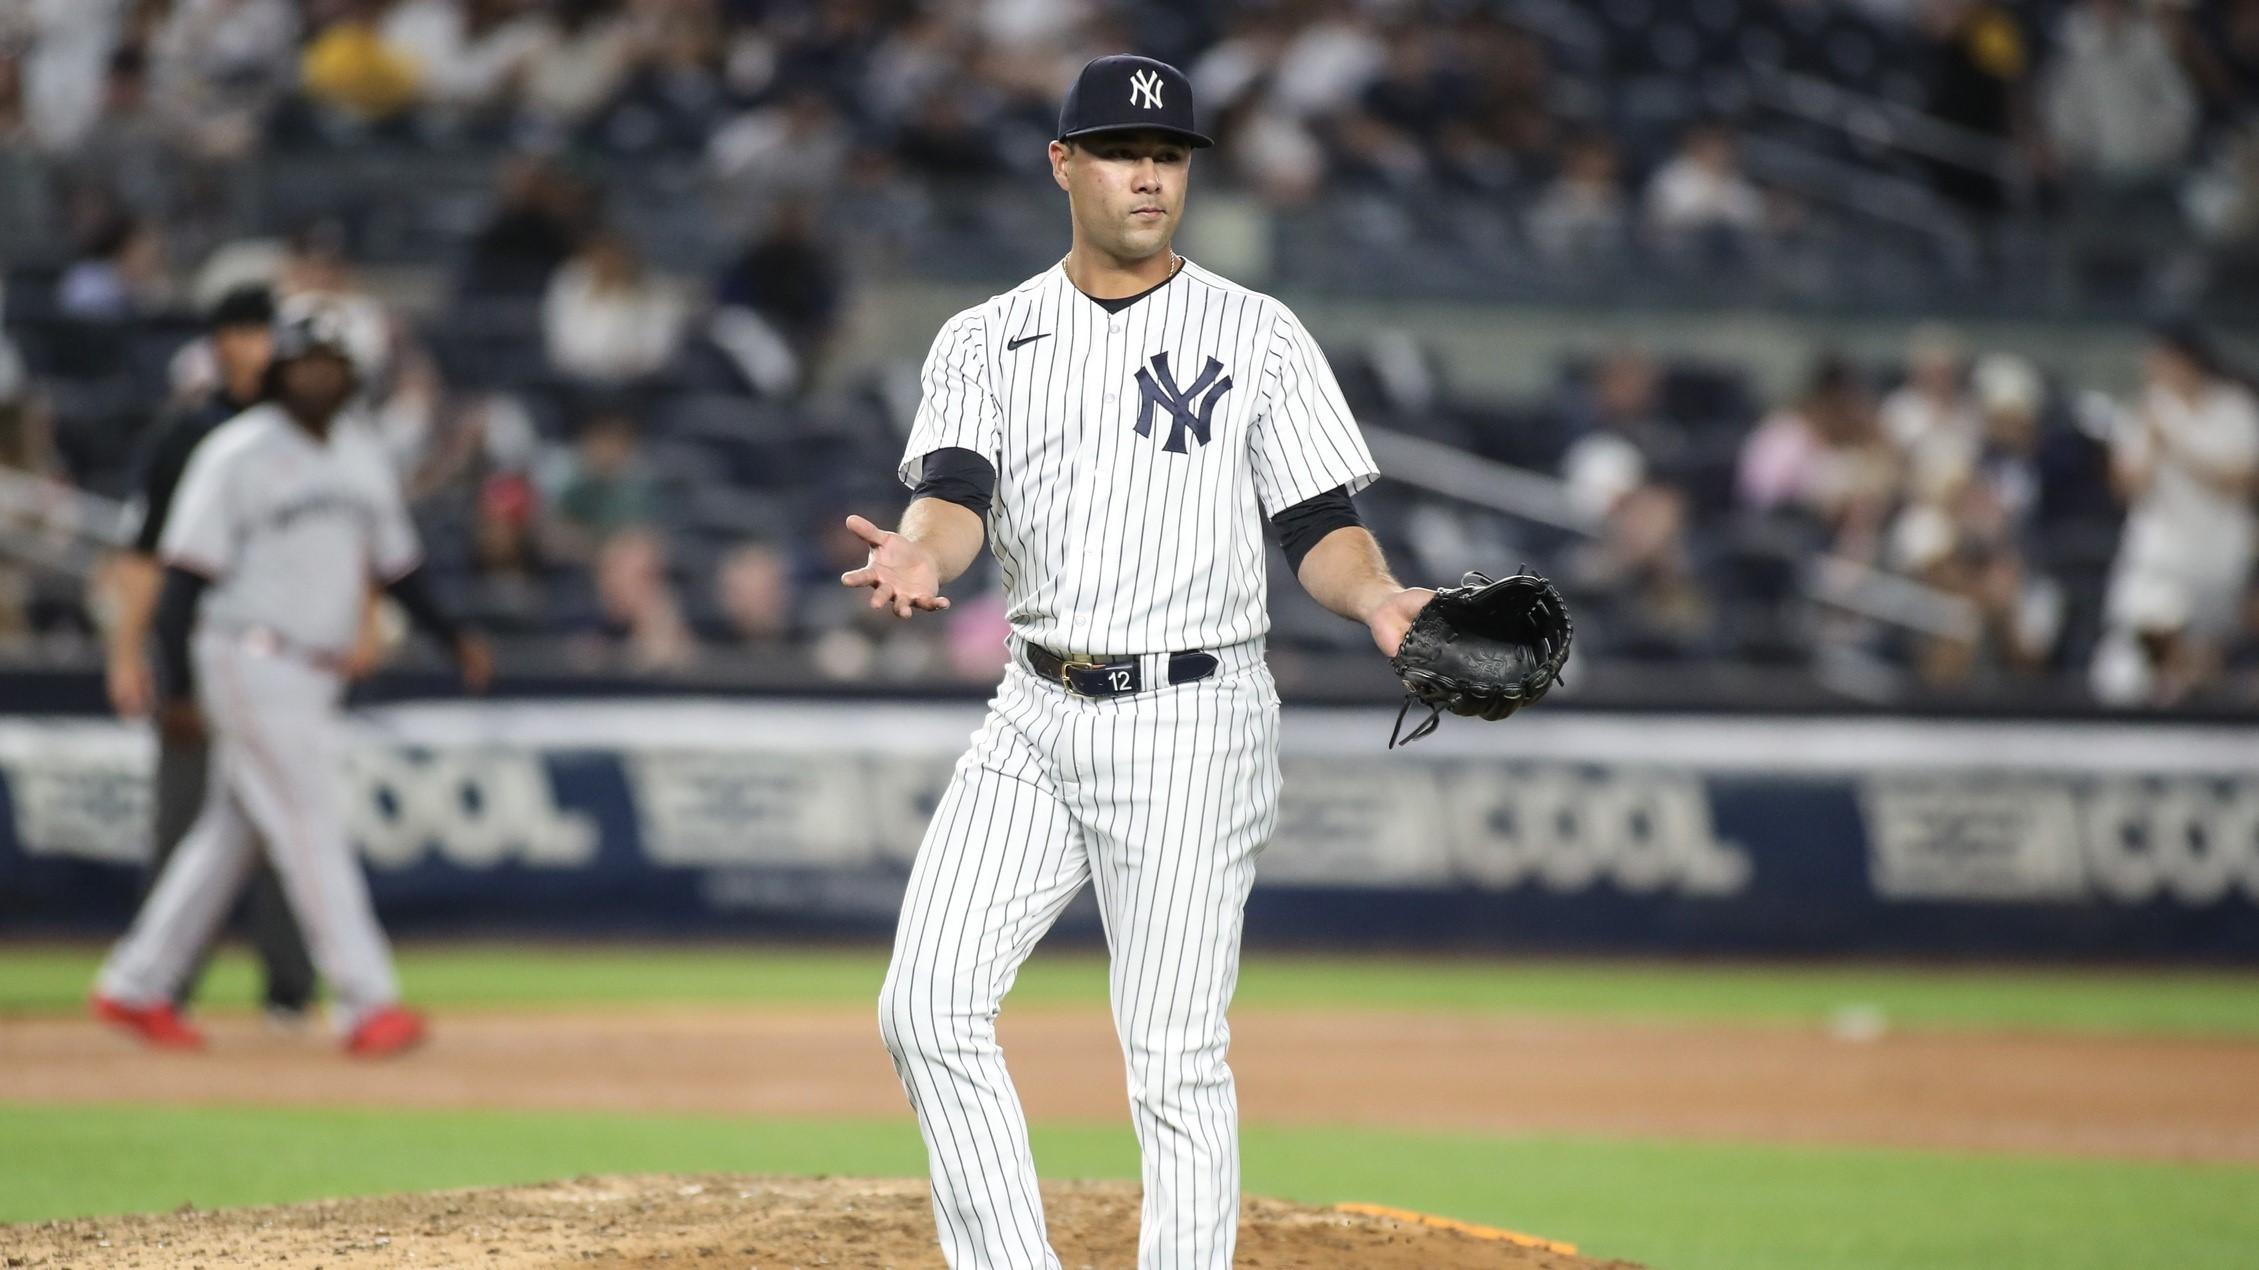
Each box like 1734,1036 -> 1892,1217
2043,0 -> 2199,187
1645,121 -> 1766,255
1881,324 -> 1983,505
1268,2 -> 1386,119
708,87 -> 851,203
518,0 -> 643,131
2093,324 -> 2259,705
149,0 -> 300,158
382,0 -> 547,116
543,229 -> 688,385
18,0 -> 122,153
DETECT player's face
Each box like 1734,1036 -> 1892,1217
277,350 -> 356,420
1054,131 -> 1190,262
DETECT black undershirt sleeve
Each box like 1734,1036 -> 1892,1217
383,566 -> 465,647
152,565 -> 209,701
129,415 -> 202,555
909,446 -> 997,518
1269,486 -> 1365,573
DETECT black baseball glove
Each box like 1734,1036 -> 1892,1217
1386,570 -> 1573,747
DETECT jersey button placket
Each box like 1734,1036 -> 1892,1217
1103,318 -> 1127,414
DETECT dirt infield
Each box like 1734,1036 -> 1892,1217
10,1004 -> 2258,1268
0,1175 -> 1639,1269
10,1006 -> 2259,1162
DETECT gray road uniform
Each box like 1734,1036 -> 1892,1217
119,384 -> 314,1013
97,404 -> 422,1028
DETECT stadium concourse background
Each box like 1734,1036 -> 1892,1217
3,1 -> 2259,1268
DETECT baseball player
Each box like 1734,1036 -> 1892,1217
91,301 -> 493,1057
104,285 -> 315,1024
843,55 -> 1436,1269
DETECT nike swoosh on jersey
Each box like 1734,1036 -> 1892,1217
1007,332 -> 1052,351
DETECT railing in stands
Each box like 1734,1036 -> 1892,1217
0,466 -> 122,581
1362,423 -> 1599,535
1761,72 -> 2028,186
1363,422 -> 1980,642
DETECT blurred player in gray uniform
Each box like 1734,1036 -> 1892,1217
105,286 -> 315,1023
843,56 -> 1435,1269
93,301 -> 493,1057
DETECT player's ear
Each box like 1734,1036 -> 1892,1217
1049,139 -> 1072,191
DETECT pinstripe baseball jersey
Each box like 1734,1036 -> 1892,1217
899,258 -> 1378,655
160,403 -> 422,654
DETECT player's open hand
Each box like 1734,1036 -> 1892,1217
840,514 -> 952,619
454,633 -> 495,694
1366,587 -> 1436,659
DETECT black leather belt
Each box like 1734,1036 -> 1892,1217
1024,644 -> 1220,698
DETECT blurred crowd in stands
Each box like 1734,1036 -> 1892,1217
3,0 -> 2255,292
0,0 -> 2254,706
1527,325 -> 2256,707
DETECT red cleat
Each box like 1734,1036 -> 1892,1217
344,1006 -> 428,1058
90,995 -> 205,1050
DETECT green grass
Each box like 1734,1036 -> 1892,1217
3,1104 -> 2255,1270
6,943 -> 2258,1037
9,947 -> 2254,1266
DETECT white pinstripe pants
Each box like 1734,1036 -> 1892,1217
880,647 -> 1281,1270
98,637 -> 401,1025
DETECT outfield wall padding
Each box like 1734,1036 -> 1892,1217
3,701 -> 2254,957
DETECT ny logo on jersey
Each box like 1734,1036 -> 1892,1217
1133,352 -> 1233,454
1129,68 -> 1164,109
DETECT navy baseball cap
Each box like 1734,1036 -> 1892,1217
1057,55 -> 1213,149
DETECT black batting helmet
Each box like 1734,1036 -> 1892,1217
271,302 -> 358,366
262,299 -> 362,399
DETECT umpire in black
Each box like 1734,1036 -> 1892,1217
104,285 -> 315,1021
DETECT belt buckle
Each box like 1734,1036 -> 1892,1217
1058,654 -> 1106,696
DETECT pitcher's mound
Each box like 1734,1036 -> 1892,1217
6,1174 -> 1643,1268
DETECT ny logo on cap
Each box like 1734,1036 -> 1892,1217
1134,352 -> 1232,454
1129,68 -> 1164,109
